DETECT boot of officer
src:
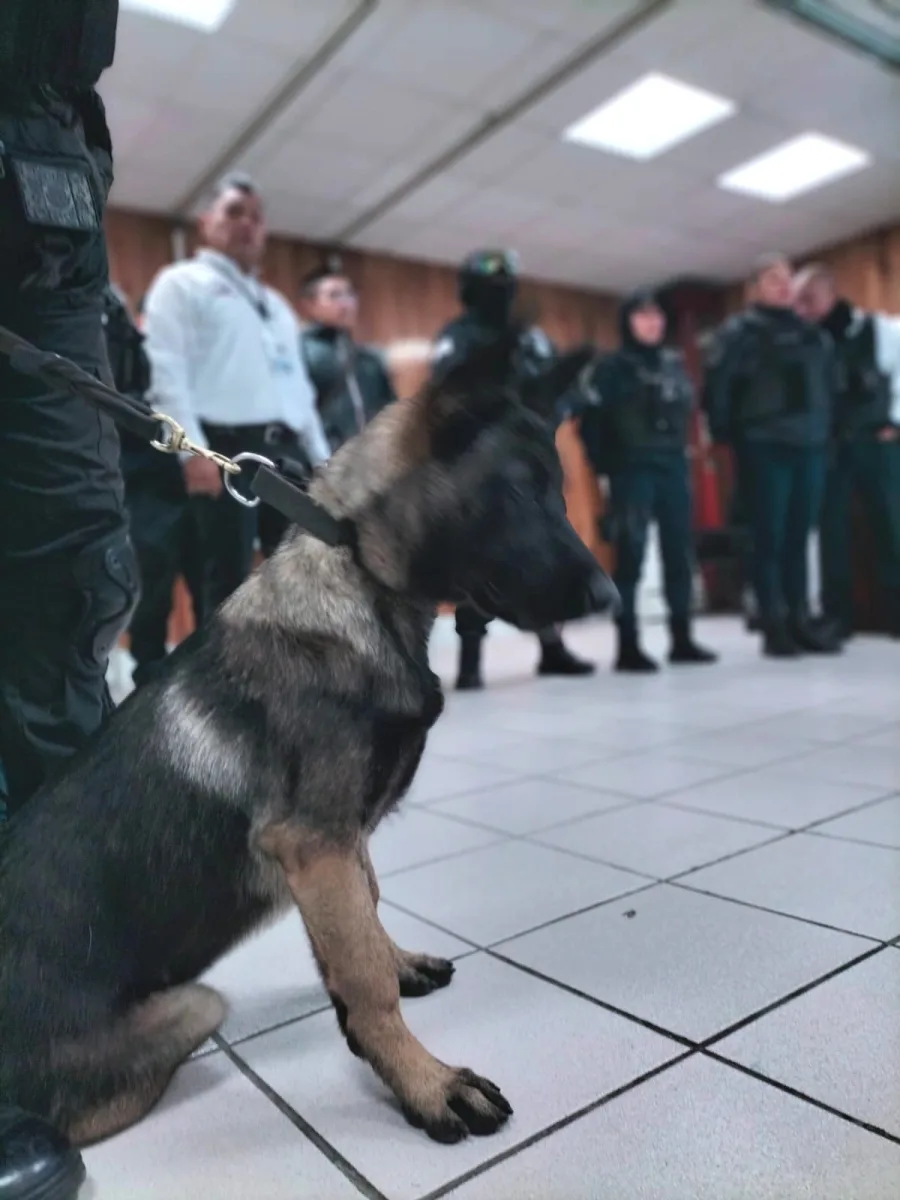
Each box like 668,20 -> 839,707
0,2 -> 129,1197
432,249 -> 595,690
704,255 -> 839,657
794,264 -> 900,640
580,292 -> 717,672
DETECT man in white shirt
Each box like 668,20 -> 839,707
143,174 -> 329,611
794,263 -> 900,638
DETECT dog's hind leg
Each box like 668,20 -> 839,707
359,841 -> 455,997
55,983 -> 226,1147
261,826 -> 511,1144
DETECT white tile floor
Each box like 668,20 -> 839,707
87,617 -> 900,1199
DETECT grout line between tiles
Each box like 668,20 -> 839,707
670,878 -> 889,945
214,1034 -> 390,1200
220,947 -> 485,1054
484,949 -> 698,1050
703,1049 -> 900,1147
416,1049 -> 698,1200
384,876 -> 661,953
697,940 -> 892,1050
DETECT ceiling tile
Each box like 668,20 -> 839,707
99,10 -> 202,102
673,5 -> 828,102
221,0 -> 360,54
518,52 -> 652,136
664,112 -> 792,177
481,0 -> 647,36
359,3 -> 541,103
296,73 -> 465,157
445,186 -> 554,235
388,176 -> 479,223
170,36 -> 297,119
451,125 -> 551,185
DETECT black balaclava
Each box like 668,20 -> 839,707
459,248 -> 520,328
619,289 -> 666,361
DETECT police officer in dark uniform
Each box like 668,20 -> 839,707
299,259 -> 397,452
579,291 -> 717,672
1,3 -> 126,1193
432,249 -> 595,690
102,287 -> 207,686
794,263 -> 900,638
704,254 -> 838,657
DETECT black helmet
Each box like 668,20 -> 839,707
459,248 -> 521,326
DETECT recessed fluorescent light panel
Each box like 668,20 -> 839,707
563,72 -> 736,161
718,132 -> 871,202
120,0 -> 236,32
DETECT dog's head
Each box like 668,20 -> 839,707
316,332 -> 617,630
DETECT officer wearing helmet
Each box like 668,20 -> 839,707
431,249 -> 595,690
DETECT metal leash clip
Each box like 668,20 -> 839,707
150,412 -> 243,476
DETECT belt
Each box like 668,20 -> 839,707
203,421 -> 294,446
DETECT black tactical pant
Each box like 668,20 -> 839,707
454,605 -> 563,648
196,423 -> 310,611
0,89 -> 137,815
609,453 -> 693,635
820,437 -> 900,629
741,442 -> 826,626
122,448 -> 208,687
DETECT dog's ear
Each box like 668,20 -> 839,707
423,329 -> 519,458
519,344 -> 598,422
428,327 -> 520,398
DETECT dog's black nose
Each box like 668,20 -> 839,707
584,570 -> 619,615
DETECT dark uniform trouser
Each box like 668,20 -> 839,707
123,456 -> 208,686
195,424 -> 307,612
0,90 -> 138,814
820,438 -> 900,627
454,606 -> 563,647
742,442 -> 826,625
609,454 -> 693,635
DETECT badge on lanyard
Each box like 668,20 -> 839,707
261,321 -> 296,378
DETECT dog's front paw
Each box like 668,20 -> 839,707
397,952 -> 455,998
402,1067 -> 512,1144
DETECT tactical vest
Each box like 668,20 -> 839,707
612,350 -> 692,453
101,289 -> 150,401
730,312 -> 830,431
834,316 -> 891,437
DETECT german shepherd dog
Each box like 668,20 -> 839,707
0,334 -> 616,1148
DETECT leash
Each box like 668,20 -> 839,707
0,323 -> 354,549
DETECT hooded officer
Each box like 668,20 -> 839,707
431,249 -> 596,690
579,291 -> 717,672
102,287 -> 209,689
794,263 -> 900,639
299,257 -> 397,453
704,254 -> 838,658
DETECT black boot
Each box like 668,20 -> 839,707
537,634 -> 595,678
615,625 -> 659,673
762,623 -> 801,659
788,614 -> 843,655
742,588 -> 761,633
887,590 -> 900,639
668,618 -> 718,665
456,635 -> 484,691
0,1107 -> 85,1200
